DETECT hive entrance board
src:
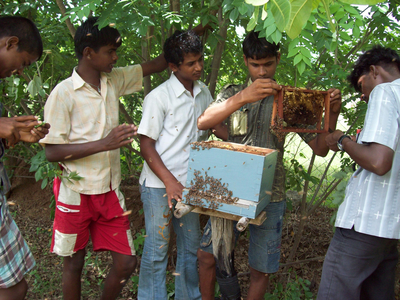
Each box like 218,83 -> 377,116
271,87 -> 330,134
182,141 -> 278,219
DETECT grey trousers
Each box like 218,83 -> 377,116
317,227 -> 398,300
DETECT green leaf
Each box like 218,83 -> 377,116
353,24 -> 360,38
27,75 -> 42,97
41,178 -> 48,190
270,28 -> 282,43
265,23 -> 277,36
261,7 -> 268,20
270,0 -> 291,32
247,6 -> 259,31
293,53 -> 303,65
229,8 -> 240,22
288,47 -> 299,58
285,0 -> 313,39
239,2 -> 249,14
339,31 -> 351,41
35,167 -> 43,182
320,0 -> 336,32
297,61 -> 306,74
247,17 -> 257,31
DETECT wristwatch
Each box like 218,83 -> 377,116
337,135 -> 351,151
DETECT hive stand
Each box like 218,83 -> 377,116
175,141 -> 278,298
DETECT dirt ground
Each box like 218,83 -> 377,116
6,163 -> 400,299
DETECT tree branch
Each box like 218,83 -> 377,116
56,0 -> 76,38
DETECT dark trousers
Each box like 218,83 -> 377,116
317,227 -> 398,300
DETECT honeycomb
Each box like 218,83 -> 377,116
282,89 -> 324,126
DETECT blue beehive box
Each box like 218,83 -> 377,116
182,141 -> 278,219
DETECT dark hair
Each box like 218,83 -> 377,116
0,16 -> 43,59
242,31 -> 280,60
163,30 -> 203,66
74,17 -> 122,60
348,45 -> 400,92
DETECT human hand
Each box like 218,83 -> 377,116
102,124 -> 137,151
241,78 -> 281,104
0,115 -> 40,147
19,122 -> 51,143
327,88 -> 342,114
325,130 -> 344,152
165,179 -> 184,209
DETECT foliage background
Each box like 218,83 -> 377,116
1,0 -> 400,298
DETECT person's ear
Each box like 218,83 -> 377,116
370,65 -> 378,79
6,36 -> 19,50
276,52 -> 281,64
83,47 -> 93,59
243,55 -> 248,67
169,62 -> 179,72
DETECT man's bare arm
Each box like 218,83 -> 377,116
326,130 -> 394,176
198,79 -> 281,130
140,135 -> 183,208
45,124 -> 136,162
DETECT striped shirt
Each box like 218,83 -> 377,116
41,65 -> 143,194
0,103 -> 11,197
336,78 -> 400,239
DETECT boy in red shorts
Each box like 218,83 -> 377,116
40,17 -> 167,300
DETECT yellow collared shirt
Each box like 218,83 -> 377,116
41,65 -> 143,194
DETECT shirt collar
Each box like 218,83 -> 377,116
170,72 -> 201,98
71,67 -> 107,91
72,67 -> 86,90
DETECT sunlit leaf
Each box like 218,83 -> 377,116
261,6 -> 268,20
270,0 -> 291,31
319,0 -> 336,32
245,0 -> 269,6
285,0 -> 313,39
338,0 -> 383,4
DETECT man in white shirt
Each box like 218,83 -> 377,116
318,45 -> 400,300
138,30 -> 212,300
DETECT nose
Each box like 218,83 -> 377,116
195,61 -> 202,71
113,53 -> 118,61
259,66 -> 267,77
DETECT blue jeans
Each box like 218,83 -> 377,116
199,200 -> 286,274
138,182 -> 201,300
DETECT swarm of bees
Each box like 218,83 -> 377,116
184,170 -> 238,211
282,89 -> 324,126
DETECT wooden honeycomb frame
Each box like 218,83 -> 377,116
271,87 -> 330,133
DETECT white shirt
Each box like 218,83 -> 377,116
336,78 -> 400,239
138,73 -> 213,188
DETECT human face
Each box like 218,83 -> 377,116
244,53 -> 280,82
89,44 -> 119,73
171,52 -> 203,86
357,68 -> 376,103
0,37 -> 38,78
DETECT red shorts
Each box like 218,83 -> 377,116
51,179 -> 135,256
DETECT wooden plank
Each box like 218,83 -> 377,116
192,207 -> 267,226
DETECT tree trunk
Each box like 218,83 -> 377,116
206,7 -> 228,97
142,26 -> 154,96
285,153 -> 315,266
